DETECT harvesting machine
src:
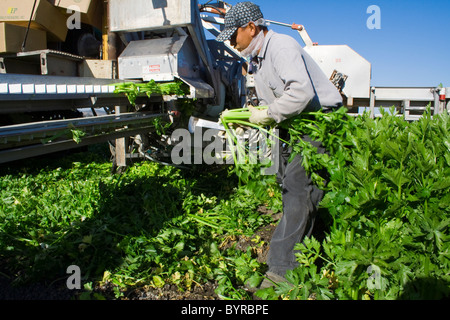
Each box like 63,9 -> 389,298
0,0 -> 448,167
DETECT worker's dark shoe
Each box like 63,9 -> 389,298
259,271 -> 287,290
245,271 -> 286,293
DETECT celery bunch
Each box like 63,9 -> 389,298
220,106 -> 283,137
220,107 -> 287,179
114,80 -> 188,105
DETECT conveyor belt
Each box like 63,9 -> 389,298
0,73 -> 172,164
0,112 -> 166,164
0,73 -> 132,113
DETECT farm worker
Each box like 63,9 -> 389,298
216,2 -> 343,289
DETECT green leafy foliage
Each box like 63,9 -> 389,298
257,107 -> 450,300
0,145 -> 280,299
113,80 -> 188,105
1,107 -> 449,300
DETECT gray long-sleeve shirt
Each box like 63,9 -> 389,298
253,30 -> 343,123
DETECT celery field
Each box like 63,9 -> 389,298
0,107 -> 449,300
0,145 -> 281,300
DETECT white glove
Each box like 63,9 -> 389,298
248,106 -> 275,126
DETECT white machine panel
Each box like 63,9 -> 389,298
304,45 -> 372,99
109,0 -> 194,32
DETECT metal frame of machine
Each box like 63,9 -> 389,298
0,0 -> 448,166
0,0 -> 241,167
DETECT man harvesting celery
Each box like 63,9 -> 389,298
216,2 -> 342,289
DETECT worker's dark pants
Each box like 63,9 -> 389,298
266,134 -> 326,277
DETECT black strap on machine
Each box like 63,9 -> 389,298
21,0 -> 39,52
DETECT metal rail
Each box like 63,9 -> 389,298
353,86 -> 447,121
0,112 -> 165,164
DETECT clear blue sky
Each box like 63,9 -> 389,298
212,0 -> 449,88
